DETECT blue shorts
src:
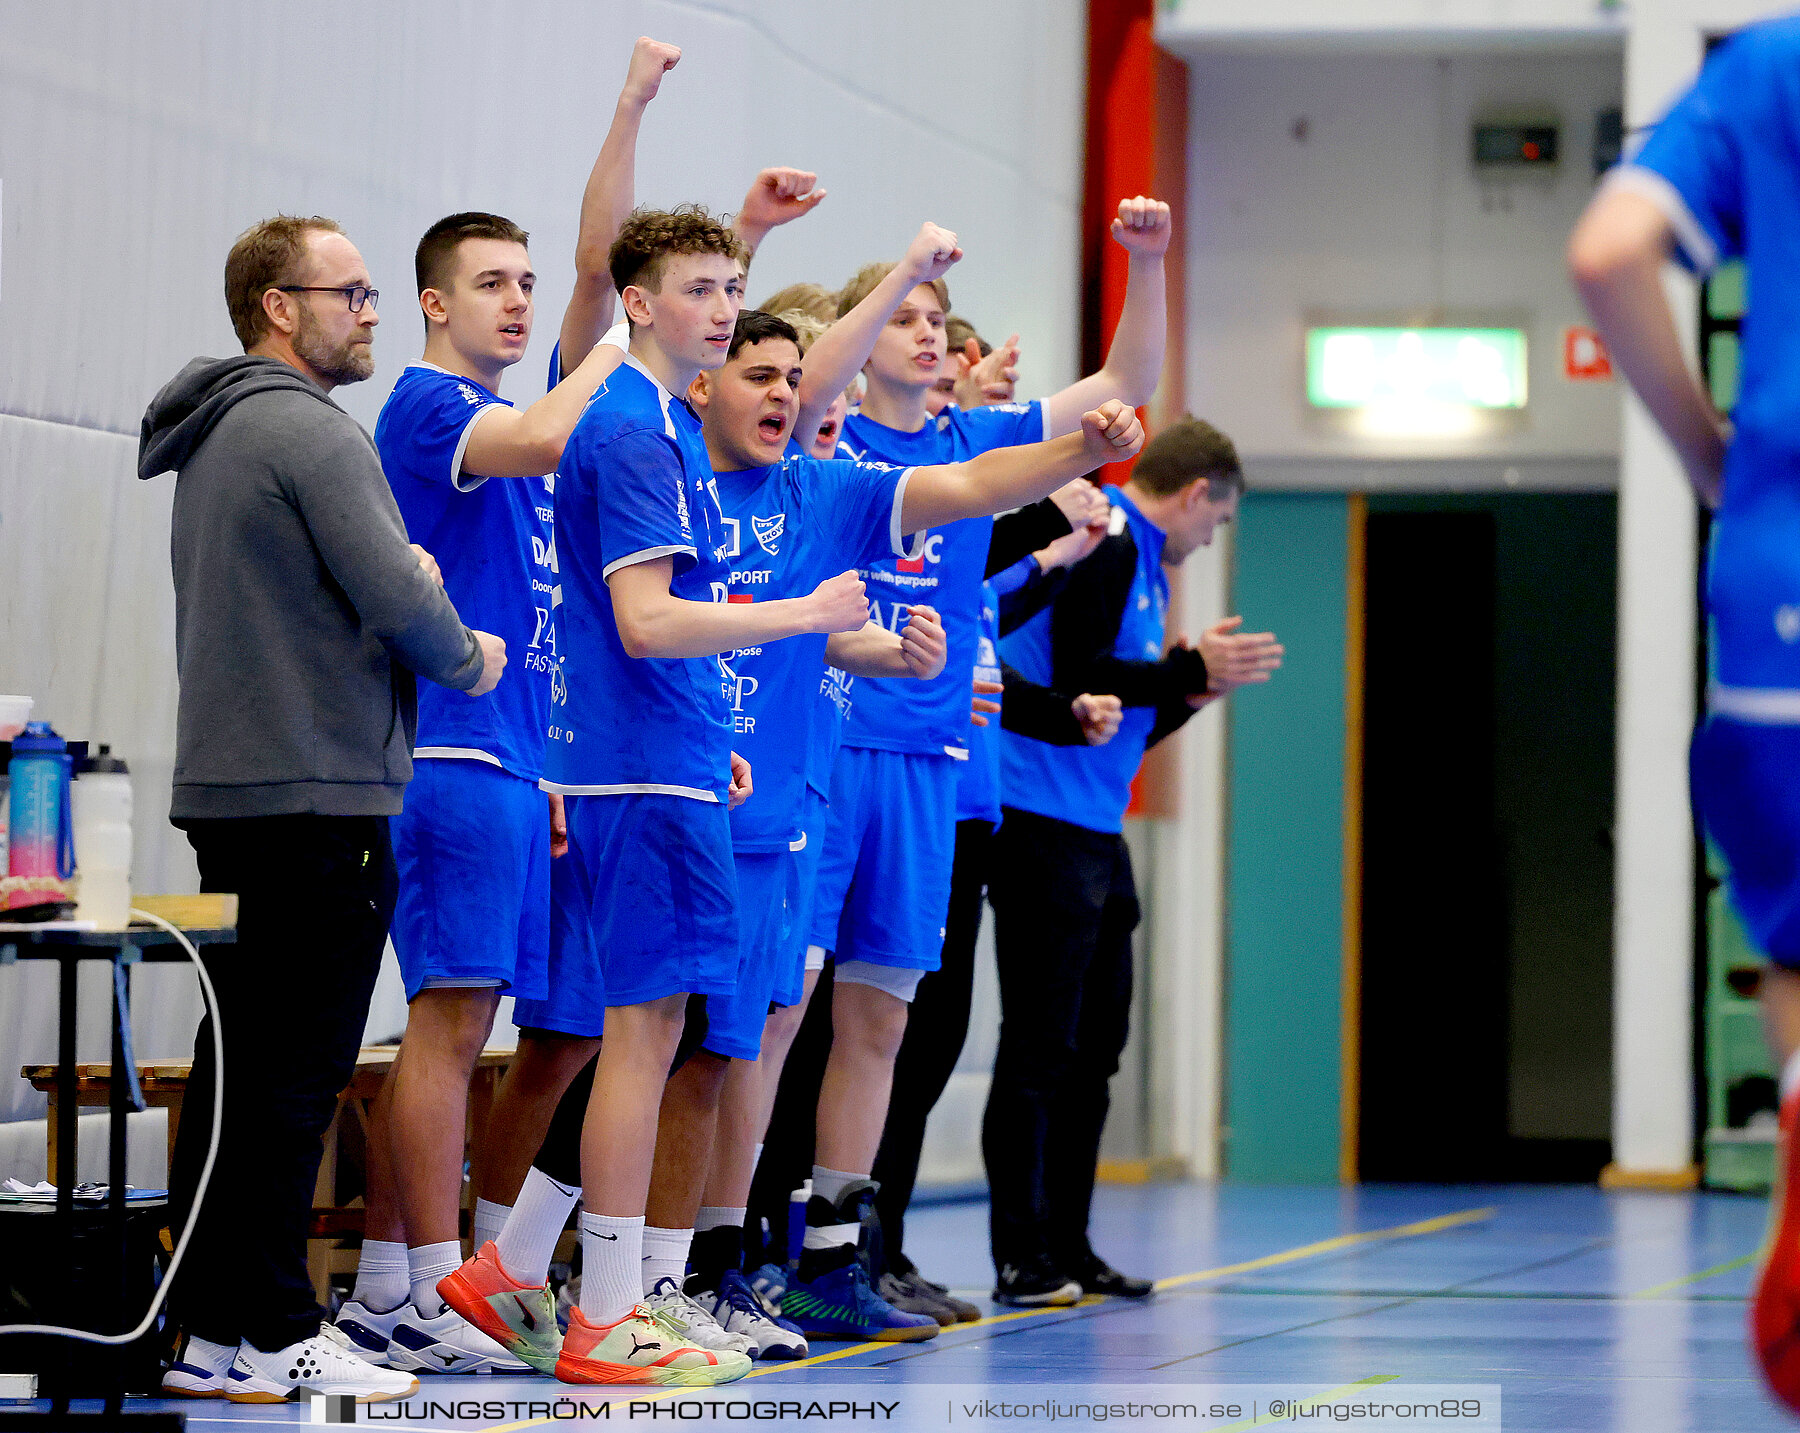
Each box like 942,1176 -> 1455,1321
511,793 -> 739,1035
703,850 -> 800,1060
806,746 -> 956,971
1694,716 -> 1800,968
391,759 -> 549,1003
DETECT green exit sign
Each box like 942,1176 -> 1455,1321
1307,327 -> 1528,409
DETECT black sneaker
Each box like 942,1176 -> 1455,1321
1070,1253 -> 1155,1300
992,1257 -> 1082,1308
903,1268 -> 981,1323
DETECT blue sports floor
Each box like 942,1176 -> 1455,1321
23,1182 -> 1795,1430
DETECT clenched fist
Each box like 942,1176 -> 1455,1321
805,570 -> 870,634
903,222 -> 962,285
1111,195 -> 1172,257
900,605 -> 947,680
1078,400 -> 1145,465
622,37 -> 680,107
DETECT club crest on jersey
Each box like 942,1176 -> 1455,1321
752,512 -> 786,556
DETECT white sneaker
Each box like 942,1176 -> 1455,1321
384,1302 -> 531,1375
329,1298 -> 404,1366
225,1333 -> 420,1403
641,1277 -> 755,1356
161,1332 -> 238,1397
695,1269 -> 808,1360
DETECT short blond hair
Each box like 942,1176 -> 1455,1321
775,309 -> 828,354
837,262 -> 949,320
758,282 -> 837,326
224,215 -> 345,350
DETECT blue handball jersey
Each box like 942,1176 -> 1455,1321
835,401 -> 1048,756
375,364 -> 555,780
715,449 -> 911,853
1623,18 -> 1800,691
542,356 -> 734,802
1000,488 -> 1166,834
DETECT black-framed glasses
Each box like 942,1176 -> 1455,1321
274,284 -> 378,312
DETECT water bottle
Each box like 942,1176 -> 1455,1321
0,695 -> 33,874
786,1178 -> 812,1275
7,721 -> 75,910
73,745 -> 133,928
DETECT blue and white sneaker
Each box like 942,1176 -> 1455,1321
384,1303 -> 531,1375
329,1298 -> 403,1367
781,1249 -> 938,1343
161,1331 -> 238,1397
693,1269 -> 808,1360
749,1262 -> 788,1310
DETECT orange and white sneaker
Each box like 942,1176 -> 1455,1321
554,1302 -> 752,1386
1752,1079 -> 1800,1413
437,1240 -> 561,1374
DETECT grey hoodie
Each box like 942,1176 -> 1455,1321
139,355 -> 483,819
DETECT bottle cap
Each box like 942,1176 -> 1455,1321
77,743 -> 129,775
10,721 -> 66,755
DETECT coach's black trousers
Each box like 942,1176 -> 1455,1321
981,807 -> 1138,1273
166,815 -> 394,1352
871,818 -> 993,1268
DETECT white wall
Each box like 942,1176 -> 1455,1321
0,0 -> 1086,1127
1179,47 -> 1624,470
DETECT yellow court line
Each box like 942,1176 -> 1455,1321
477,1208 -> 1491,1432
1627,1251 -> 1759,1300
1210,1374 -> 1400,1432
1154,1206 -> 1496,1291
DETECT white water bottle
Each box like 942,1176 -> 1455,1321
73,746 -> 132,928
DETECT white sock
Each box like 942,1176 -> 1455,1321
805,1165 -> 866,1251
350,1238 -> 408,1312
641,1225 -> 694,1294
1783,1048 -> 1800,1105
496,1168 -> 582,1287
407,1240 -> 462,1317
695,1205 -> 746,1233
579,1212 -> 646,1325
472,1197 -> 510,1252
811,1165 -> 864,1208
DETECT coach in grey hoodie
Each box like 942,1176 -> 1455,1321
140,352 -> 484,815
137,215 -> 505,1395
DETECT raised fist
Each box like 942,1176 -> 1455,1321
622,37 -> 681,106
1110,195 -> 1172,258
904,222 -> 963,285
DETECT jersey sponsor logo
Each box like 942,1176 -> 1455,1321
530,535 -> 559,572
753,512 -> 786,556
731,569 -> 772,585
896,533 -> 944,574
728,593 -> 755,604
457,383 -> 483,406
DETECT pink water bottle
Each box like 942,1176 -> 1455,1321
7,721 -> 75,909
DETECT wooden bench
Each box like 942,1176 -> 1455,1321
22,1044 -> 515,1299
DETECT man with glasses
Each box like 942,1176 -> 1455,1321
140,213 -> 505,1405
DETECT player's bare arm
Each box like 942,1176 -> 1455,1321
1569,184 -> 1729,506
823,606 -> 947,680
1042,197 -> 1171,438
793,223 -> 963,441
899,401 -> 1143,533
558,36 -> 681,376
608,556 -> 868,660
